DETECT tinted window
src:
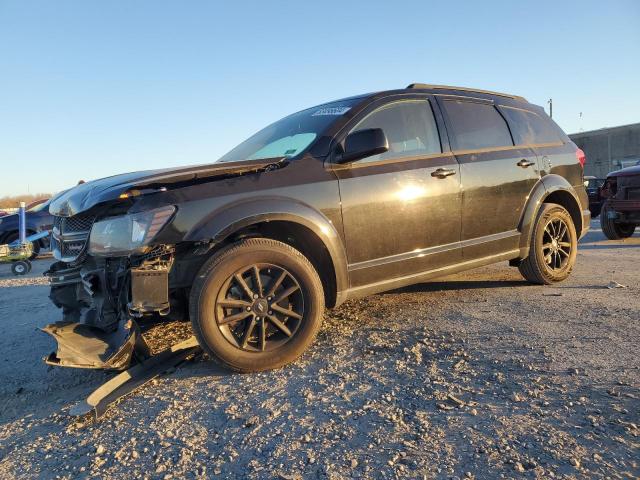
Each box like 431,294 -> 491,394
442,100 -> 513,150
499,106 -> 563,145
350,100 -> 441,162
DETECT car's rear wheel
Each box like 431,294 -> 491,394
601,203 -> 636,240
518,203 -> 578,285
189,238 -> 324,372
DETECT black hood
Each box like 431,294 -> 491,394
49,158 -> 287,217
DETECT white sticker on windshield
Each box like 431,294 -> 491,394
311,106 -> 351,116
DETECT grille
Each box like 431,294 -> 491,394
52,213 -> 95,263
54,213 -> 95,233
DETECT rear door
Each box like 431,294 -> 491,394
438,96 -> 540,259
331,96 -> 462,287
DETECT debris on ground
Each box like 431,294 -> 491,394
0,226 -> 638,479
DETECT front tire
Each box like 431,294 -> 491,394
601,203 -> 636,240
189,238 -> 325,372
518,203 -> 578,285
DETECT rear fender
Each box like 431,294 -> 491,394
518,174 -> 585,254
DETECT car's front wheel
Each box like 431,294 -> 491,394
518,203 -> 578,285
189,238 -> 325,372
601,203 -> 636,240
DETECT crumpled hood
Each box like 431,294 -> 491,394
608,165 -> 640,178
49,158 -> 286,217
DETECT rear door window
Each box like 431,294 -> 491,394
499,106 -> 563,145
441,100 -> 513,151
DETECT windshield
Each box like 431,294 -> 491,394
217,100 -> 359,163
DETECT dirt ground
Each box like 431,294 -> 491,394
0,219 -> 638,479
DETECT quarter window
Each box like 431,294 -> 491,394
442,100 -> 513,150
499,106 -> 563,145
349,100 -> 441,162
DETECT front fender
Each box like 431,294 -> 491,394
184,196 -> 349,300
518,174 -> 585,252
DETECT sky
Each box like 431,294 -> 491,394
1,0 -> 639,196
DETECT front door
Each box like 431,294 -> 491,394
332,98 -> 462,287
438,97 -> 540,258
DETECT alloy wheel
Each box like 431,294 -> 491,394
542,218 -> 571,271
214,263 -> 304,352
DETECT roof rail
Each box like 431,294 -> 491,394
406,83 -> 527,102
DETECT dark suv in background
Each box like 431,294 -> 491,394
44,84 -> 590,373
599,164 -> 640,239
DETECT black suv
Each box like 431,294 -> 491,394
45,84 -> 590,372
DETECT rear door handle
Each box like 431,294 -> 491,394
431,168 -> 456,179
517,159 -> 536,168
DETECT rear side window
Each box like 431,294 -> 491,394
499,106 -> 563,145
350,100 -> 441,163
441,100 -> 513,150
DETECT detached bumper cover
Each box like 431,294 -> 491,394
42,318 -> 149,370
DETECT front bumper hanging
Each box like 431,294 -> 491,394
43,246 -> 175,371
42,318 -> 150,370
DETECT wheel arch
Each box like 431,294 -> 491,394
184,198 -> 348,307
518,175 -> 583,254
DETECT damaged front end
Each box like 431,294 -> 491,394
42,157 -> 286,370
44,245 -> 175,370
43,200 -> 181,370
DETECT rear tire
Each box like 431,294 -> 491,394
518,203 -> 578,285
601,203 -> 635,240
189,238 -> 325,372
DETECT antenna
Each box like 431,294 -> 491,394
547,98 -> 553,118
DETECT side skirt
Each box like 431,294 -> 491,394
343,249 -> 521,301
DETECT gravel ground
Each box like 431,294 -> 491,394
0,220 -> 638,479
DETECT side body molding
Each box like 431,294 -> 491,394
517,174 -> 583,254
184,197 -> 349,303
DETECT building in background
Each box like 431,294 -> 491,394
569,123 -> 640,178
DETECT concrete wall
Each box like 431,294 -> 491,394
569,123 -> 640,178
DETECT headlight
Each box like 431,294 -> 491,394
89,205 -> 175,256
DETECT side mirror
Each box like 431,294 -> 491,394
336,128 -> 389,164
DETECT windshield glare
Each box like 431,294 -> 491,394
217,100 -> 357,163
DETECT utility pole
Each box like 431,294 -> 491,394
547,98 -> 553,118
579,112 -> 583,132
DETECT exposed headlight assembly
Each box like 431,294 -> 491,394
89,205 -> 175,256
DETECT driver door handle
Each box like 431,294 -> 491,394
517,159 -> 536,168
431,168 -> 457,179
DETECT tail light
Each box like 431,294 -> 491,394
576,148 -> 586,168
